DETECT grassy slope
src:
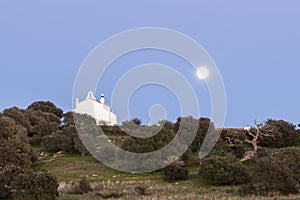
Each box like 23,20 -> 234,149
32,149 -> 300,200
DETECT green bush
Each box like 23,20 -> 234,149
198,154 -> 250,185
14,171 -> 59,200
0,167 -> 23,199
162,161 -> 189,182
174,117 -> 215,152
73,136 -> 89,156
41,124 -> 90,155
121,125 -> 176,153
251,156 -> 298,194
0,116 -> 17,139
0,113 -> 58,200
0,139 -> 32,170
270,147 -> 300,184
42,131 -> 75,153
0,169 -> 59,200
258,119 -> 299,148
2,107 -> 31,132
27,101 -> 63,118
30,121 -> 59,145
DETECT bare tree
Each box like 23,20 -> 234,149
241,121 -> 275,162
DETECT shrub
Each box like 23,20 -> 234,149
272,147 -> 300,183
30,121 -> 59,145
258,119 -> 299,148
162,161 -> 189,182
2,107 -> 31,132
174,117 -> 215,152
121,125 -> 176,153
67,177 -> 93,194
198,154 -> 250,185
25,109 -> 58,127
42,131 -> 75,153
0,116 -> 17,139
0,139 -> 32,171
101,125 -> 124,135
219,129 -> 247,159
180,148 -> 198,166
41,124 -> 91,155
251,156 -> 298,194
27,101 -> 63,118
73,136 -> 89,156
0,167 -> 23,199
13,171 -> 59,200
1,169 -> 59,200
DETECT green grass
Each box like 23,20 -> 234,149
33,152 -> 162,182
33,149 -> 300,200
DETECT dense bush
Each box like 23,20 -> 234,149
251,155 -> 299,194
27,101 -> 63,118
121,125 -> 176,153
0,116 -> 17,138
0,167 -> 23,199
0,114 -> 59,199
214,129 -> 248,159
258,119 -> 299,148
0,117 -> 33,170
13,171 -> 59,200
42,125 -> 89,155
73,136 -> 89,156
2,107 -> 31,132
272,147 -> 300,183
174,117 -> 215,152
25,109 -> 60,127
42,132 -> 75,153
162,161 -> 189,182
198,154 -> 250,185
101,125 -> 124,135
0,117 -> 33,169
30,121 -> 59,145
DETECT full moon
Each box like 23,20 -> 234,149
196,67 -> 209,80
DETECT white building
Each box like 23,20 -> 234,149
73,91 -> 117,125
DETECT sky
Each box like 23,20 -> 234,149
0,1 -> 299,127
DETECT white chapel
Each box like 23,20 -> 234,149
73,91 -> 117,125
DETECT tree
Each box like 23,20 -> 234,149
241,120 -> 296,162
121,124 -> 176,153
121,118 -> 142,131
2,107 -> 31,131
174,117 -> 215,152
0,116 -> 33,170
27,101 -> 63,118
0,116 -> 17,139
0,115 -> 58,199
242,119 -> 299,161
219,129 -> 247,159
258,119 -> 299,148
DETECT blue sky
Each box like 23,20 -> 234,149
0,1 -> 299,127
